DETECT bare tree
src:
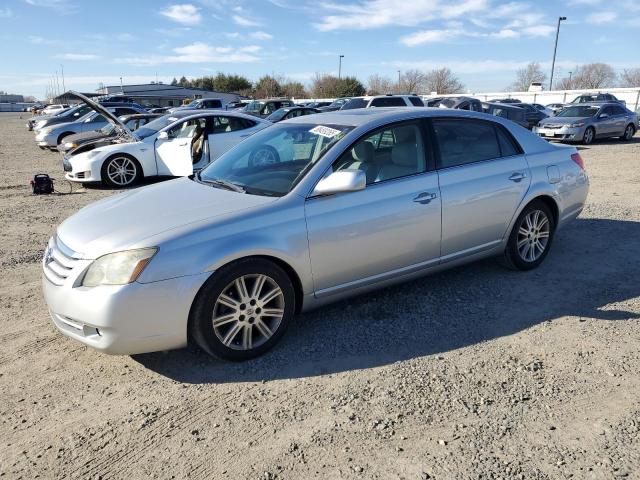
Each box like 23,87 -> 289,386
309,73 -> 365,98
572,63 -> 617,89
620,68 -> 640,87
281,81 -> 308,99
510,62 -> 546,91
367,74 -> 394,95
554,75 -> 576,90
399,69 -> 426,94
423,68 -> 464,94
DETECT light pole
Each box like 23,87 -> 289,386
549,16 -> 566,91
60,64 -> 65,93
397,70 -> 401,92
338,55 -> 344,80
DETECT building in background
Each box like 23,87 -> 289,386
0,94 -> 24,103
95,83 -> 241,107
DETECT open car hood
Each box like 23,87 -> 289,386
68,91 -> 137,142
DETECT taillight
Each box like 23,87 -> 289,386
571,152 -> 585,170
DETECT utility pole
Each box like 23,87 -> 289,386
568,71 -> 573,87
338,55 -> 344,80
60,64 -> 65,93
397,70 -> 401,92
549,16 -> 567,91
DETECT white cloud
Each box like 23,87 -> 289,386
401,29 -> 462,46
586,11 -> 617,23
28,35 -> 60,45
160,4 -> 201,25
232,14 -> 261,27
521,25 -> 555,36
57,53 -> 99,60
116,33 -> 135,41
115,42 -> 260,66
0,7 -> 12,17
400,23 -> 549,47
23,0 -> 75,13
249,31 -> 273,40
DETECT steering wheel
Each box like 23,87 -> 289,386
248,145 -> 281,167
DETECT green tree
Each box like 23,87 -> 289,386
170,77 -> 178,86
178,76 -> 190,87
254,75 -> 283,98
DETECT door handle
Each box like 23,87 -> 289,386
509,172 -> 527,182
177,141 -> 188,146
413,192 -> 438,204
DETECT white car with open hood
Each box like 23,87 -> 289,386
63,92 -> 271,187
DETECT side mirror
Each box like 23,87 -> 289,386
312,170 -> 366,197
158,131 -> 169,140
599,113 -> 609,119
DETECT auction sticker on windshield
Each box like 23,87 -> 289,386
309,125 -> 342,138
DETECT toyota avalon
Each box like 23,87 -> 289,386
43,108 -> 589,360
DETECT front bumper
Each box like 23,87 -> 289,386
35,131 -> 57,148
63,153 -> 103,183
42,254 -> 211,355
533,125 -> 584,142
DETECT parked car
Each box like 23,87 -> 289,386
546,103 -> 565,115
43,108 -> 589,359
35,105 -> 148,149
482,102 -> 528,128
58,113 -> 164,154
62,92 -> 270,187
167,98 -> 226,113
528,82 -> 543,92
493,98 -> 521,104
317,98 -> 350,112
30,102 -> 145,132
304,101 -> 332,109
340,95 -> 424,109
41,104 -> 69,115
533,102 -> 637,144
512,103 -> 548,129
225,101 -> 250,110
149,107 -> 171,114
241,99 -> 295,118
570,93 -> 625,106
432,96 -> 483,111
265,107 -> 320,122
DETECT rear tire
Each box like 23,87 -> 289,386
190,258 -> 295,361
620,124 -> 635,141
502,200 -> 555,271
582,127 -> 595,145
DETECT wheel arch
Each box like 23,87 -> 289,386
56,131 -> 74,144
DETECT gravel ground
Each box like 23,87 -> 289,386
1,111 -> 639,479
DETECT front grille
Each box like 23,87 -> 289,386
76,172 -> 85,179
543,124 -> 565,129
43,236 -> 81,286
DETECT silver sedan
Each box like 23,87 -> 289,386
42,108 -> 589,360
533,102 -> 637,145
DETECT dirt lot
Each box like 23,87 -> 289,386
0,111 -> 639,479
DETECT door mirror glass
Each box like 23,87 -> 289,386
599,113 -> 609,119
158,131 -> 169,140
312,170 -> 366,196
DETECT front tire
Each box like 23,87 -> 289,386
101,154 -> 142,188
190,258 -> 295,361
582,127 -> 595,145
620,124 -> 635,141
502,200 -> 555,271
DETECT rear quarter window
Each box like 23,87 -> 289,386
408,96 -> 424,106
433,119 -> 502,168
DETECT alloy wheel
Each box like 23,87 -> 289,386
624,125 -> 634,140
583,128 -> 594,144
106,157 -> 137,186
211,274 -> 285,351
516,210 -> 550,262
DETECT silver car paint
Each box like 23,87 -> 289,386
43,108 -> 589,355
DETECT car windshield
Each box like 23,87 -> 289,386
198,123 -> 353,197
438,98 -> 457,108
242,101 -> 265,113
99,124 -> 115,135
134,115 -> 180,139
328,99 -> 347,108
572,96 -> 598,103
557,106 -> 600,117
265,109 -> 288,122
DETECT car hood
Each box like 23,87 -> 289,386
69,91 -> 137,142
539,116 -> 589,125
57,177 -> 276,258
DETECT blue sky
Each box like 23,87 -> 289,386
0,0 -> 638,99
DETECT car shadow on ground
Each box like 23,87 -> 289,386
133,217 -> 640,384
575,137 -> 640,150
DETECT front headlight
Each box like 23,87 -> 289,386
65,142 -> 77,149
82,248 -> 158,287
569,122 -> 585,128
36,120 -> 47,129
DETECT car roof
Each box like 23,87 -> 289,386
284,106 -> 513,127
166,109 -> 269,123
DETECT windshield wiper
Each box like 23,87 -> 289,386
199,176 -> 245,193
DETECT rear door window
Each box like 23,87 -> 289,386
433,119 -> 502,169
212,116 -> 254,133
408,96 -> 424,106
